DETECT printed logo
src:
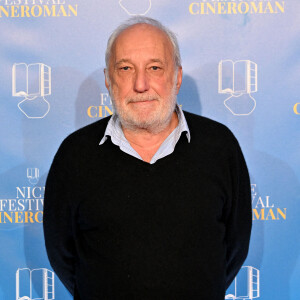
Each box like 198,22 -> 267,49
12,63 -> 51,119
225,266 -> 260,299
16,268 -> 55,300
251,184 -> 286,221
119,0 -> 151,15
218,60 -> 257,116
293,103 -> 300,115
189,1 -> 285,15
27,168 -> 39,185
87,93 -> 114,119
0,1 -> 78,18
0,168 -> 44,225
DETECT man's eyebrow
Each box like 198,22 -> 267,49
115,59 -> 132,66
148,59 -> 164,64
115,58 -> 165,66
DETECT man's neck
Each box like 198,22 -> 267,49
122,112 -> 179,163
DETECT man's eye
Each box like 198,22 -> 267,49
151,66 -> 160,70
121,66 -> 130,71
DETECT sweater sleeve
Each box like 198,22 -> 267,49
43,139 -> 76,295
225,136 -> 252,289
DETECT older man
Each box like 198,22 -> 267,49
44,17 -> 251,299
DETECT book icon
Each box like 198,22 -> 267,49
27,168 -> 40,185
12,63 -> 51,119
119,0 -> 151,15
218,60 -> 257,116
16,268 -> 55,300
225,266 -> 260,299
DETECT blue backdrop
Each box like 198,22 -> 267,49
0,0 -> 299,299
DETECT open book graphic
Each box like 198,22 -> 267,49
12,63 -> 51,118
27,168 -> 40,185
16,268 -> 55,300
225,266 -> 260,299
218,60 -> 257,95
12,63 -> 51,98
218,60 -> 257,115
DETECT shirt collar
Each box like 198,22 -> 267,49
99,104 -> 191,145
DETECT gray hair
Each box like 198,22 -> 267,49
105,16 -> 182,73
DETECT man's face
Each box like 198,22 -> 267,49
105,24 -> 182,132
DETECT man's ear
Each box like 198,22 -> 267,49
176,67 -> 183,94
104,69 -> 110,90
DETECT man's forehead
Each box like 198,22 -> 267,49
112,24 -> 173,57
117,23 -> 166,39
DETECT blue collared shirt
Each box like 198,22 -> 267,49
99,105 -> 191,164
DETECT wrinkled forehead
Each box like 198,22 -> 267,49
110,23 -> 174,65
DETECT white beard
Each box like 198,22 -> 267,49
109,77 -> 178,134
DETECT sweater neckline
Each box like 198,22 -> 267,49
108,133 -> 189,171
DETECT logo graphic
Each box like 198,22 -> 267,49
87,93 -> 114,118
119,0 -> 151,15
16,268 -> 55,300
189,1 -> 284,15
251,183 -> 286,221
0,168 -> 44,226
0,2 -> 78,18
225,266 -> 260,299
293,103 -> 300,115
218,60 -> 257,116
12,63 -> 51,119
27,168 -> 40,185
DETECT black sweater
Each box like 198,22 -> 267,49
43,111 -> 252,300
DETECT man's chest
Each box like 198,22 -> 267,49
73,152 -> 230,240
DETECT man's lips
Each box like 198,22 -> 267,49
130,100 -> 155,103
127,98 -> 158,104
128,100 -> 158,109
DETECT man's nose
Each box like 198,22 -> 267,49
133,70 -> 150,93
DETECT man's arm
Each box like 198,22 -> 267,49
225,137 -> 252,289
43,140 -> 76,295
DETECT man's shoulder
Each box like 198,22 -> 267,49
183,110 -> 235,141
60,116 -> 111,150
182,111 -> 241,160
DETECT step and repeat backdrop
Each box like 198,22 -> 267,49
0,0 -> 299,299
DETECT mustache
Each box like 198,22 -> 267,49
126,94 -> 159,103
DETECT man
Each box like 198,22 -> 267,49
44,16 -> 252,299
